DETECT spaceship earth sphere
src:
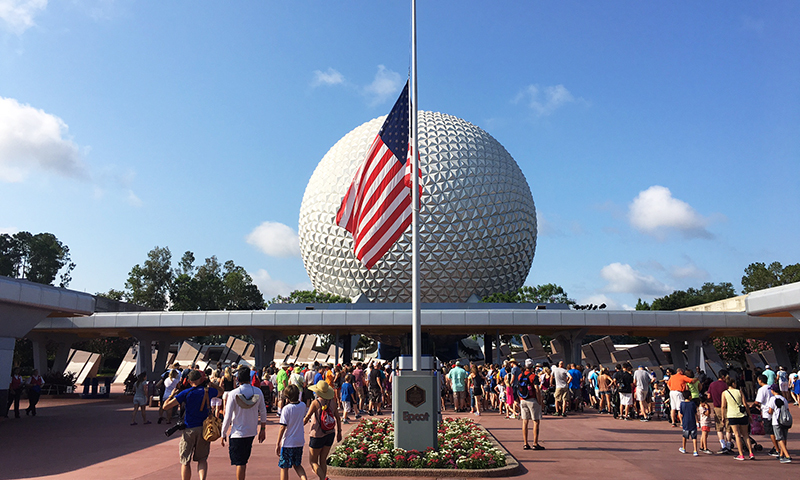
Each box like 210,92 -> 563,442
298,111 -> 537,303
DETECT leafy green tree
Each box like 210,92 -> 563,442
648,282 -> 735,310
742,261 -> 800,293
0,232 -> 75,287
268,289 -> 351,305
635,298 -> 651,310
95,289 -> 125,301
124,246 -> 173,309
481,284 -> 576,304
168,252 -> 264,311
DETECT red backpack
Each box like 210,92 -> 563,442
317,399 -> 336,432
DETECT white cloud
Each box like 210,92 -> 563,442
126,190 -> 142,207
600,262 -> 671,296
628,185 -> 712,239
312,68 -> 344,87
0,0 -> 47,34
669,256 -> 709,281
246,221 -> 301,258
251,269 -> 312,301
514,84 -> 576,116
0,226 -> 18,235
0,96 -> 88,182
363,65 -> 402,106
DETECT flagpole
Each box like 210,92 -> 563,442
410,0 -> 421,372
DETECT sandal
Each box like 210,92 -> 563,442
523,444 -> 532,450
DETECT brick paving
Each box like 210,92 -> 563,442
0,389 -> 796,479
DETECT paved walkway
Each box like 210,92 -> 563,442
0,390 -> 796,479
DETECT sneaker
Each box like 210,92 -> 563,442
780,457 -> 792,464
640,417 -> 650,422
717,448 -> 731,455
769,448 -> 780,457
749,454 -> 755,460
734,455 -> 745,461
679,448 -> 687,454
703,449 -> 714,455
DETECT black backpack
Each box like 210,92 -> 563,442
517,373 -> 531,399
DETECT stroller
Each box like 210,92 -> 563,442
748,406 -> 764,452
544,386 -> 557,415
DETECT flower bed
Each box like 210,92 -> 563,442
328,417 -> 507,470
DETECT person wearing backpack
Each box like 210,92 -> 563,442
304,380 -> 342,480
221,367 -> 268,480
519,360 -> 545,451
767,383 -> 793,463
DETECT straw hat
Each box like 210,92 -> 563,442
309,380 -> 334,400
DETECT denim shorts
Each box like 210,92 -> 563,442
279,446 -> 303,469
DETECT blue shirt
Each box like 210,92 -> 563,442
568,369 -> 582,389
764,369 -> 776,386
679,400 -> 697,431
341,382 -> 355,402
448,367 -> 468,392
314,372 -> 324,385
175,386 -> 219,428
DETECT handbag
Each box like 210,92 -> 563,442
200,387 -> 222,442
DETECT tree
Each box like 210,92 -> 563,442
480,284 -> 576,304
124,246 -> 173,310
168,253 -> 264,311
268,289 -> 351,305
648,282 -> 736,311
95,289 -> 124,301
635,298 -> 651,310
0,232 -> 75,287
742,261 -> 800,294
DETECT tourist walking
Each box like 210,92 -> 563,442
468,364 -> 485,416
551,361 -> 571,417
677,390 -> 699,456
276,384 -> 308,480
766,383 -> 793,463
163,370 -> 223,480
25,369 -> 44,416
633,365 -> 652,421
754,374 -> 781,456
131,372 -> 151,425
304,380 -> 342,480
221,367 -> 268,480
707,368 -> 733,453
720,378 -> 753,460
6,367 -> 23,418
448,361 -> 468,413
519,362 -> 545,451
368,361 -> 385,415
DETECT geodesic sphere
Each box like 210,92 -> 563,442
298,111 -> 537,303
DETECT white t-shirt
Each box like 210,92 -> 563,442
755,385 -> 772,419
767,394 -> 788,426
164,377 -> 178,398
552,367 -> 569,389
279,401 -> 307,448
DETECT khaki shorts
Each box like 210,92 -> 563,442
713,407 -> 730,433
554,387 -> 569,403
180,426 -> 211,465
635,389 -> 648,402
520,398 -> 542,421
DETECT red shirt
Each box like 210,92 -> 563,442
707,379 -> 728,408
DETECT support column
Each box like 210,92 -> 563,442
495,330 -> 501,365
483,334 -> 494,365
766,334 -> 793,370
52,338 -> 74,374
335,331 -> 340,365
553,328 -> 588,366
135,334 -> 154,378
152,339 -> 171,381
251,331 -> 280,369
342,335 -> 356,365
31,337 -> 49,374
0,336 -> 15,418
665,333 -> 687,371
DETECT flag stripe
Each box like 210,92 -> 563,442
336,81 -> 419,270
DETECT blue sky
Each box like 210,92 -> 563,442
1,1 -> 798,310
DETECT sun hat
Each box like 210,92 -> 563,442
309,379 -> 335,400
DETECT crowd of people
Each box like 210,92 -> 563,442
142,360 -> 394,480
117,356 -> 798,478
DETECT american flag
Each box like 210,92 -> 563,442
336,81 -> 419,269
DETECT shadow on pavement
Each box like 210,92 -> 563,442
0,395 -> 173,479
